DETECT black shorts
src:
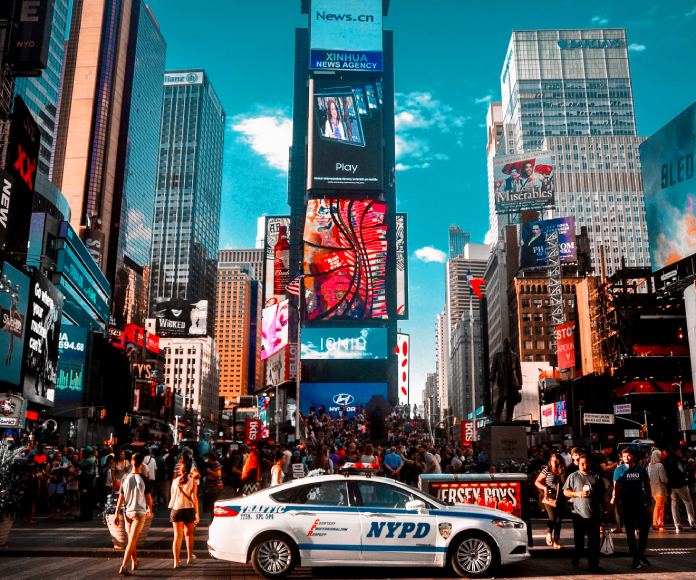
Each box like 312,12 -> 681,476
170,507 -> 196,524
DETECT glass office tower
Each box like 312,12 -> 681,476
149,70 -> 225,328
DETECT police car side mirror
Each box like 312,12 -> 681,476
406,500 -> 427,513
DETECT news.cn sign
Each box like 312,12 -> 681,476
245,418 -> 264,444
428,481 -> 523,519
555,322 -> 575,369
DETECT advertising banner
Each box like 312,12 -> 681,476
493,151 -> 555,213
265,343 -> 297,386
426,480 -> 523,519
0,393 -> 26,428
540,401 -> 567,428
555,322 -> 576,370
520,217 -> 576,270
301,327 -> 387,359
396,213 -> 408,318
262,216 -> 291,307
245,418 -> 264,444
639,101 -> 696,272
111,324 -> 160,354
261,299 -> 289,360
299,382 -> 388,417
7,0 -> 55,73
396,333 -> 409,405
0,170 -> 16,252
303,199 -> 387,320
309,0 -> 383,72
257,396 -> 270,439
23,270 -> 63,406
152,297 -> 207,337
307,76 -> 384,191
0,261 -> 30,386
55,324 -> 87,403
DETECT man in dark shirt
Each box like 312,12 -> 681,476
615,447 -> 652,569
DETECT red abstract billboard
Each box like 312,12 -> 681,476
303,199 -> 387,320
555,322 -> 575,370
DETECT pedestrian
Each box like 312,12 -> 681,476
665,446 -> 696,532
114,452 -> 153,576
647,449 -> 668,531
563,454 -> 605,572
614,447 -> 651,570
270,450 -> 287,486
169,455 -> 200,568
142,447 -> 158,505
112,449 -> 130,491
203,451 -> 223,513
78,446 -> 99,521
383,446 -> 403,480
535,452 -> 566,549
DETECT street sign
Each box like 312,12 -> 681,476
614,403 -> 632,415
624,429 -> 640,438
584,413 -> 615,425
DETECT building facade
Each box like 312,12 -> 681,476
448,226 -> 470,260
435,310 -> 448,421
445,242 -> 489,334
449,311 -> 486,422
148,70 -> 225,327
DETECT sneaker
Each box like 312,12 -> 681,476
639,557 -> 650,567
632,560 -> 645,570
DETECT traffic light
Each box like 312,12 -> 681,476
123,414 -> 130,425
99,409 -> 107,420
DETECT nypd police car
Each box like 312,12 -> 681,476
208,470 -> 529,578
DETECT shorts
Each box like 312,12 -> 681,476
124,512 -> 147,538
170,507 -> 196,524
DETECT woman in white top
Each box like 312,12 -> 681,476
169,455 -> 199,568
323,99 -> 345,140
647,449 -> 668,531
270,450 -> 287,487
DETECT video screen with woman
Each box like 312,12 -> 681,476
314,87 -> 366,147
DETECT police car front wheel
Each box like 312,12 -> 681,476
251,533 -> 298,578
450,533 -> 500,578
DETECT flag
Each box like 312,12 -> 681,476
467,270 -> 485,299
286,275 -> 302,297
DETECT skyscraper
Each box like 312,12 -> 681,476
110,3 -> 166,327
13,0 -> 70,176
448,225 -> 470,259
148,70 -> 225,327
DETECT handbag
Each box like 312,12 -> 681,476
600,528 -> 614,555
541,496 -> 557,508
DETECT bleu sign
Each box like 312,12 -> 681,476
558,39 -> 625,50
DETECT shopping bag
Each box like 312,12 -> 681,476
600,528 -> 614,555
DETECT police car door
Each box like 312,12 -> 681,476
353,480 -> 438,564
285,480 -> 360,564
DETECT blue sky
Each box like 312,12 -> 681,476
148,0 -> 696,402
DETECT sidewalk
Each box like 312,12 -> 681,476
2,513 -> 695,560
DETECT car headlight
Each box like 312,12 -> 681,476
492,519 -> 525,529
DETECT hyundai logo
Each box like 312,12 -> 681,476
332,393 -> 355,406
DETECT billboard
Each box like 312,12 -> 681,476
0,261 -> 30,386
23,270 -> 63,406
309,0 -> 383,72
555,322 -> 576,370
261,299 -> 289,361
307,76 -> 384,191
540,401 -> 568,428
7,0 -> 55,73
396,333 -> 410,405
152,297 -> 207,337
396,213 -> 408,318
426,480 -> 523,519
0,170 -> 16,252
300,382 -> 388,417
303,199 -> 387,321
520,217 -> 576,270
639,101 -> 696,272
494,151 -> 555,213
301,327 -> 387,359
263,216 -> 291,307
55,324 -> 88,403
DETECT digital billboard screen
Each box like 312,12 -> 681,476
0,261 -> 30,387
56,324 -> 88,403
263,216 -> 291,307
308,76 -> 384,191
540,400 -> 567,428
396,213 -> 408,318
396,333 -> 410,405
301,327 -> 387,359
153,297 -> 207,337
299,382 -> 388,417
309,0 -> 383,72
23,270 -> 64,406
494,151 -> 555,213
640,101 -> 696,272
261,299 -> 289,360
303,199 -> 387,321
520,217 -> 576,270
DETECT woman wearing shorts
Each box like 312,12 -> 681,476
169,455 -> 199,568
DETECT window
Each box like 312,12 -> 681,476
275,481 -> 351,506
355,481 -> 429,509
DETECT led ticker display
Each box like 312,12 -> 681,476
301,327 -> 387,359
303,199 -> 387,321
56,324 -> 88,402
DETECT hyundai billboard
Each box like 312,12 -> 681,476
307,76 -> 384,191
300,382 -> 388,417
494,151 -> 555,213
520,217 -> 576,270
639,101 -> 696,273
303,199 -> 387,321
309,0 -> 383,72
301,327 -> 387,359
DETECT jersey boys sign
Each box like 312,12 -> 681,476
428,481 -> 522,519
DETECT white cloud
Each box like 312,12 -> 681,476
628,43 -> 647,52
591,15 -> 609,25
230,112 -> 292,172
413,246 -> 447,263
474,94 -> 492,105
686,7 -> 696,17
